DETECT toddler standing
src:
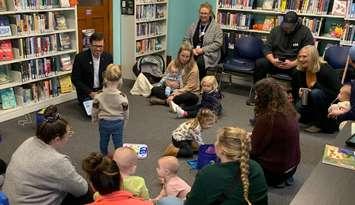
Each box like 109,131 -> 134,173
164,109 -> 216,158
153,156 -> 191,202
113,147 -> 150,200
170,75 -> 222,118
92,64 -> 129,155
155,66 -> 183,97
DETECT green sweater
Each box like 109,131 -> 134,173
185,160 -> 268,205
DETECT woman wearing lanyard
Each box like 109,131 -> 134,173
184,2 -> 223,80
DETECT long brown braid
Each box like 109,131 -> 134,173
216,127 -> 252,205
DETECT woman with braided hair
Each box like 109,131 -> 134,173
251,78 -> 300,188
185,127 -> 268,205
82,152 -> 152,205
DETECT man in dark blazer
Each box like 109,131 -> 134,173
71,32 -> 113,105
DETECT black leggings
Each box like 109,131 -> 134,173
172,138 -> 193,158
262,166 -> 297,186
151,86 -> 199,106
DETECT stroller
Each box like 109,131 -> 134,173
132,54 -> 165,84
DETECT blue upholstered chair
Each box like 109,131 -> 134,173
324,45 -> 350,82
221,36 -> 264,93
324,45 -> 349,69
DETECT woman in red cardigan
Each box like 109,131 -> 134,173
251,78 -> 300,188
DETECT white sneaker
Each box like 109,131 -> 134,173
176,106 -> 186,118
169,101 -> 180,113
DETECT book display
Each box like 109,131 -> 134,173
121,0 -> 168,79
0,0 -> 78,123
216,0 -> 355,53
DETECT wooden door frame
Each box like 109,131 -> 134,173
108,0 -> 113,53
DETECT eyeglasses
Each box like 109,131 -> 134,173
91,44 -> 103,48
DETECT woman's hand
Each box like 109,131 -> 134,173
165,80 -> 179,89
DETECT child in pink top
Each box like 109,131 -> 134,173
153,156 -> 191,202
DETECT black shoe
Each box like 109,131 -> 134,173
249,117 -> 256,126
272,183 -> 286,189
285,176 -> 294,186
246,98 -> 256,106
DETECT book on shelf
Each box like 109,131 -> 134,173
0,65 -> 10,84
60,55 -> 72,71
55,13 -> 67,30
58,33 -> 71,50
0,40 -> 14,61
0,16 -> 11,37
59,75 -> 72,93
0,87 -> 16,110
262,16 -> 275,31
6,0 -> 21,11
349,0 -> 355,18
59,0 -> 70,8
0,0 -> 7,11
332,0 -> 348,16
262,0 -> 275,10
322,144 -> 355,171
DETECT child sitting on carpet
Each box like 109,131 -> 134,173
155,65 -> 183,97
170,75 -> 222,118
113,147 -> 150,199
164,109 -> 216,158
328,83 -> 351,129
153,156 -> 191,202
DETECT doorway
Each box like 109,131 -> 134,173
77,0 -> 113,53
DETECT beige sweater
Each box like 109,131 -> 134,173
167,60 -> 200,94
92,87 -> 129,122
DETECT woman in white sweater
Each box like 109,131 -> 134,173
3,106 -> 89,205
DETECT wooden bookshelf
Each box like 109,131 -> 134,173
121,0 -> 168,80
0,1 -> 78,123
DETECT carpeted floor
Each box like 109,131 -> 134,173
0,80 -> 337,204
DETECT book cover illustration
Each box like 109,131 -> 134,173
59,75 -> 72,93
0,40 -> 14,61
0,87 -> 16,109
332,0 -> 348,16
0,16 -> 11,37
322,144 -> 355,171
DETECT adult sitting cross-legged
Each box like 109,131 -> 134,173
150,42 -> 200,108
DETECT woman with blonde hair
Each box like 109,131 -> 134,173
292,45 -> 340,133
185,127 -> 268,205
150,42 -> 200,107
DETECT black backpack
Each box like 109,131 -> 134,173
132,54 -> 165,84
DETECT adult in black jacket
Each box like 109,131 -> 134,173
71,32 -> 113,104
293,45 -> 340,133
248,11 -> 314,105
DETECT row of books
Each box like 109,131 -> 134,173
0,12 -> 69,37
136,0 -> 166,4
342,23 -> 355,43
0,32 -> 71,60
302,17 -> 322,35
217,0 -> 253,9
136,37 -> 163,54
1,0 -> 71,11
136,4 -> 166,20
218,0 -> 346,16
136,22 -> 165,37
217,12 -> 253,30
9,54 -> 72,82
0,75 -> 72,110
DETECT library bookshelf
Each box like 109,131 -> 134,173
216,0 -> 355,52
0,0 -> 78,123
121,0 -> 168,79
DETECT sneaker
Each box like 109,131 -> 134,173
176,107 -> 186,118
285,176 -> 294,186
163,144 -> 179,156
249,117 -> 256,126
169,101 -> 180,113
246,98 -> 256,106
304,125 -> 321,133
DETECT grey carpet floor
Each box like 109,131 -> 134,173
0,80 -> 337,205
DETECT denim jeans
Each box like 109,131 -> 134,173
99,119 -> 124,155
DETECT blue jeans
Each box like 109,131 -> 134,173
99,119 -> 124,155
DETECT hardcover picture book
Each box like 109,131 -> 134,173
322,144 -> 355,171
0,87 -> 16,109
0,40 -> 14,61
0,16 -> 11,37
332,0 -> 348,16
